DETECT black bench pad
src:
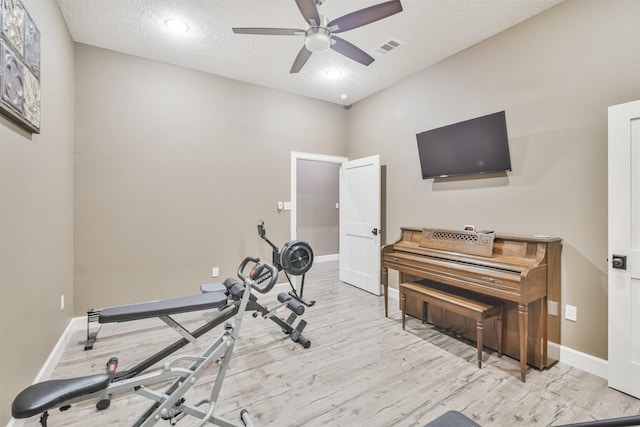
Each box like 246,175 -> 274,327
12,374 -> 110,419
99,292 -> 228,323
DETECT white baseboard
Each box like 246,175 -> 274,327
385,287 -> 608,380
8,316 -> 85,427
559,345 -> 608,379
34,316 -> 85,382
387,286 -> 399,301
315,254 -> 339,263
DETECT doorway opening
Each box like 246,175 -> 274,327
290,152 -> 347,262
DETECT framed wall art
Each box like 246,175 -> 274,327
1,0 -> 40,134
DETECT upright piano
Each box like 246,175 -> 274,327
382,227 -> 562,382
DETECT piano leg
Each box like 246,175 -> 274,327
422,302 -> 428,324
497,311 -> 503,359
382,266 -> 389,317
542,297 -> 548,367
401,292 -> 406,329
519,303 -> 529,382
477,320 -> 484,368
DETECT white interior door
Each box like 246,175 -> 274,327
608,99 -> 640,398
339,155 -> 381,295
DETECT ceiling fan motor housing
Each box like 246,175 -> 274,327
305,27 -> 331,52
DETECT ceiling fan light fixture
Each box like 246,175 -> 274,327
164,18 -> 189,34
325,69 -> 343,79
305,27 -> 331,52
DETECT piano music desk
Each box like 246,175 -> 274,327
400,281 -> 503,369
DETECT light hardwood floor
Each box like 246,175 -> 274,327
19,261 -> 640,426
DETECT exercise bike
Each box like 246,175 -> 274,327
12,257 -> 278,427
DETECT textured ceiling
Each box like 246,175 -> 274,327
56,0 -> 564,105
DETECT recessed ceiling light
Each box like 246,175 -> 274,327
164,18 -> 189,34
324,69 -> 343,80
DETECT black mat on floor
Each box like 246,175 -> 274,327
425,410 -> 481,427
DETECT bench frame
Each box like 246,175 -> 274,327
400,281 -> 503,368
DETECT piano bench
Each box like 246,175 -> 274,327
399,281 -> 504,369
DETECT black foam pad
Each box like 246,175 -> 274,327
200,277 -> 238,294
12,374 -> 110,419
99,292 -> 228,323
200,283 -> 227,293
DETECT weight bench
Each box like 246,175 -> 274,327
13,289 -> 234,423
83,278 -> 247,382
99,292 -> 228,323
13,292 -> 241,425
400,281 -> 503,368
84,278 -> 237,350
84,275 -> 311,385
13,256 -> 278,427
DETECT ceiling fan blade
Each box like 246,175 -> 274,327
328,0 -> 403,33
232,27 -> 304,36
330,36 -> 374,66
290,45 -> 313,73
295,0 -> 321,26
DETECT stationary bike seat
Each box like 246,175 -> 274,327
12,373 -> 111,419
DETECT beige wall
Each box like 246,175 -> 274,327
297,159 -> 340,256
346,0 -> 640,360
0,0 -> 75,424
73,44 -> 347,311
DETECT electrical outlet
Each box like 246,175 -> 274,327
565,304 -> 577,322
212,267 -> 219,278
60,295 -> 65,311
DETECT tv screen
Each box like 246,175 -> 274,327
416,111 -> 512,179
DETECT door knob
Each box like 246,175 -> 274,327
612,255 -> 627,270
372,228 -> 379,236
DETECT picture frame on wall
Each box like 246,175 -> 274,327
1,0 -> 41,134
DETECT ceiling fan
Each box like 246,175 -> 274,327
232,0 -> 403,73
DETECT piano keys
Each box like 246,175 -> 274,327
382,227 -> 562,382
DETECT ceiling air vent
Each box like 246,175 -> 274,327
374,38 -> 403,55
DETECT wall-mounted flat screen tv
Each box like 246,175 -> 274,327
416,111 -> 512,179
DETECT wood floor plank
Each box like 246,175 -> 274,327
18,261 -> 640,426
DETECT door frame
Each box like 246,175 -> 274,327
290,152 -> 348,249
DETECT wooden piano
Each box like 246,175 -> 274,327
382,227 -> 562,382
